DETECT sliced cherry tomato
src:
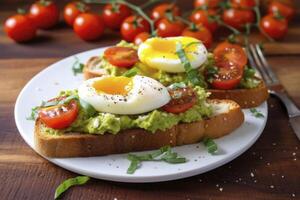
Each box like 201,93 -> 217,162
73,13 -> 105,41
194,0 -> 220,8
260,14 -> 288,40
181,25 -> 213,48
213,42 -> 247,69
121,15 -> 150,42
231,0 -> 256,9
156,18 -> 186,37
39,99 -> 79,129
103,3 -> 132,30
211,66 -> 243,90
222,8 -> 255,29
4,14 -> 37,42
151,3 -> 180,22
268,1 -> 295,21
190,9 -> 219,33
134,32 -> 150,45
163,87 -> 197,114
29,0 -> 59,29
64,2 -> 89,26
104,46 -> 138,68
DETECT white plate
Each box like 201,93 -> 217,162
14,47 -> 268,183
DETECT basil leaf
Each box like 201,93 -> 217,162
250,108 -> 264,118
72,57 -> 84,76
79,98 -> 97,117
54,176 -> 90,199
127,159 -> 140,174
122,67 -> 139,77
203,138 -> 218,154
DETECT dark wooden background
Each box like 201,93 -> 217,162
0,0 -> 299,199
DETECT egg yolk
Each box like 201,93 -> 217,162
92,76 -> 133,95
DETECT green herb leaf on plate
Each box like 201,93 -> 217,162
250,108 -> 264,118
72,57 -> 84,76
203,138 -> 218,154
54,176 -> 90,199
122,67 -> 139,77
79,98 -> 97,117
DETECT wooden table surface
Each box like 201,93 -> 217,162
1,1 -> 300,199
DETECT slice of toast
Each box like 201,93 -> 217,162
34,99 -> 244,158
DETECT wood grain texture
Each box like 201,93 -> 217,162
0,0 -> 300,199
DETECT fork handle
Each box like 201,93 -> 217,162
270,90 -> 300,118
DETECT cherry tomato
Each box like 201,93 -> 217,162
102,3 -> 132,30
121,15 -> 150,42
156,18 -> 186,37
104,46 -> 138,68
190,9 -> 219,33
29,0 -> 59,29
64,2 -> 89,26
194,0 -> 220,8
163,87 -> 197,114
73,13 -> 105,41
181,25 -> 213,48
260,14 -> 288,39
134,32 -> 150,45
268,1 -> 295,21
211,66 -> 243,90
231,0 -> 256,9
151,3 -> 180,22
222,8 -> 255,29
4,14 -> 37,42
39,100 -> 79,129
213,42 -> 247,69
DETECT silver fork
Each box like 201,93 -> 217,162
248,44 -> 300,140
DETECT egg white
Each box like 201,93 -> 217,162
138,36 -> 208,73
78,76 -> 171,115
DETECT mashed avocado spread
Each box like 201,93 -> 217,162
41,86 -> 212,136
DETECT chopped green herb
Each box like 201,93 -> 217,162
168,82 -> 187,90
79,98 -> 97,117
122,67 -> 139,77
54,176 -> 90,199
126,146 -> 187,174
239,66 -> 260,89
72,57 -> 84,76
203,138 -> 218,154
205,65 -> 219,83
250,108 -> 264,118
26,106 -> 40,120
175,42 -> 206,88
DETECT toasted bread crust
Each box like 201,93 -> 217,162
208,81 -> 269,108
83,56 -> 107,80
35,100 -> 244,158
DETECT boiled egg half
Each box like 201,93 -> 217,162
78,76 -> 170,115
138,36 -> 208,73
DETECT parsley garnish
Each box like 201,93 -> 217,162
203,138 -> 218,154
250,108 -> 264,118
72,57 -> 84,76
126,146 -> 187,174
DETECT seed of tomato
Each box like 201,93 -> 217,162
73,13 -> 105,41
29,1 -> 59,29
156,18 -> 186,37
4,14 -> 37,42
211,66 -> 243,90
222,8 -> 255,30
102,3 -> 132,30
121,15 -> 150,42
190,9 -> 219,33
181,25 -> 213,48
134,32 -> 150,45
260,14 -> 288,40
104,46 -> 139,68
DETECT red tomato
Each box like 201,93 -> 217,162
151,3 -> 181,22
190,9 -> 219,33
121,15 -> 150,42
134,32 -> 150,45
39,100 -> 79,129
4,14 -> 37,42
64,2 -> 89,26
181,25 -> 213,48
222,8 -> 255,29
73,13 -> 105,41
268,1 -> 295,21
211,66 -> 243,90
231,0 -> 256,9
29,1 -> 59,29
213,42 -> 247,69
194,0 -> 220,8
102,3 -> 132,30
260,14 -> 288,39
163,87 -> 197,114
104,47 -> 138,68
156,18 -> 186,37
